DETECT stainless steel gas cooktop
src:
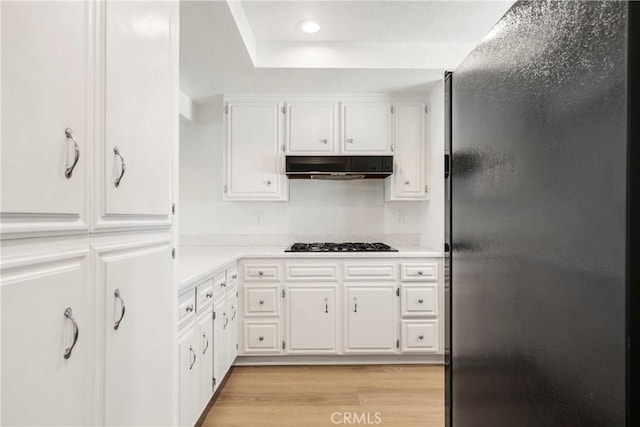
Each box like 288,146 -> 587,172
284,242 -> 398,252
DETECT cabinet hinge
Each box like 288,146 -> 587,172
236,343 -> 238,350
282,289 -> 286,298
213,377 -> 217,387
224,185 -> 228,194
281,103 -> 287,114
171,248 -> 176,259
282,340 -> 286,350
396,288 -> 400,297
390,144 -> 394,152
391,105 -> 394,114
425,105 -> 429,114
425,185 -> 429,193
172,203 -> 176,215
282,144 -> 286,153
396,339 -> 400,349
225,104 -> 229,114
213,311 -> 216,320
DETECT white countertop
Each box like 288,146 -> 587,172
177,245 -> 443,292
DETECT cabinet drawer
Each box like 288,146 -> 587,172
343,263 -> 396,281
401,284 -> 438,317
213,271 -> 227,297
286,264 -> 338,282
243,321 -> 281,354
243,264 -> 281,282
401,320 -> 438,353
244,285 -> 280,317
401,263 -> 438,282
196,279 -> 214,312
178,290 -> 196,327
227,265 -> 238,287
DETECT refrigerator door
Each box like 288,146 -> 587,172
451,2 -> 627,426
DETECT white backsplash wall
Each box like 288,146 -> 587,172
180,93 -> 443,249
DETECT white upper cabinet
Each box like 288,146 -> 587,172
1,1 -> 91,238
224,101 -> 287,201
286,102 -> 338,154
386,102 -> 428,200
96,1 -> 177,230
341,102 -> 393,154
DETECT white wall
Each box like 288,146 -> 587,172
179,89 -> 444,249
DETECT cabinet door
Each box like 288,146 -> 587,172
97,1 -> 176,229
226,287 -> 239,369
286,285 -> 338,354
1,1 -> 91,237
98,237 -> 174,426
1,245 -> 92,426
344,285 -> 397,354
224,102 -> 287,201
387,102 -> 427,200
286,103 -> 337,154
213,297 -> 227,392
197,309 -> 214,412
178,326 -> 199,427
341,102 -> 392,154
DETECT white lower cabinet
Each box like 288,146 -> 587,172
177,264 -> 238,427
286,285 -> 338,354
97,238 -> 174,426
400,320 -> 438,353
1,243 -> 92,426
178,325 -> 200,427
343,284 -> 397,354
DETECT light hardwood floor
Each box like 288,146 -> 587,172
202,365 -> 444,427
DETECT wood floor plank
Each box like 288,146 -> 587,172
202,365 -> 444,427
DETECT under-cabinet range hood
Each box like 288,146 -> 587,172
285,156 -> 393,180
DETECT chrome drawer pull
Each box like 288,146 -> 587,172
185,304 -> 194,313
258,336 -> 264,341
417,271 -> 424,276
232,274 -> 237,280
64,128 -> 80,179
353,297 -> 358,313
258,299 -> 264,305
418,335 -> 424,340
113,289 -> 126,330
113,146 -> 126,188
418,299 -> 424,304
320,138 -> 328,144
258,271 -> 264,276
223,312 -> 228,329
202,333 -> 209,355
189,346 -> 196,370
63,307 -> 79,359
324,297 -> 329,314
347,138 -> 354,143
231,305 -> 236,321
206,291 -> 213,299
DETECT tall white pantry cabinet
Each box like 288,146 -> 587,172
1,2 -> 179,427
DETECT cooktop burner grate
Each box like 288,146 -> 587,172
285,242 -> 398,252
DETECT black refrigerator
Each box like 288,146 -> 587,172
446,1 -> 639,426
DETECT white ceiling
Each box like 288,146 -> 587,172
179,0 -> 513,103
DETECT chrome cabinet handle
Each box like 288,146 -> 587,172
418,335 -> 424,340
258,336 -> 264,341
63,307 -> 79,359
202,333 -> 209,355
347,138 -> 354,143
231,305 -> 236,321
320,139 -> 328,144
185,304 -> 194,313
221,281 -> 226,288
266,180 -> 272,185
64,128 -> 80,179
189,346 -> 196,370
417,271 -> 424,276
113,146 -> 126,188
258,299 -> 264,305
223,312 -> 228,329
324,297 -> 329,314
405,180 -> 410,185
353,297 -> 358,313
418,299 -> 424,304
258,271 -> 264,277
232,274 -> 237,280
113,288 -> 126,330
206,291 -> 213,299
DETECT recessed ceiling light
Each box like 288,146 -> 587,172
298,19 -> 321,34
